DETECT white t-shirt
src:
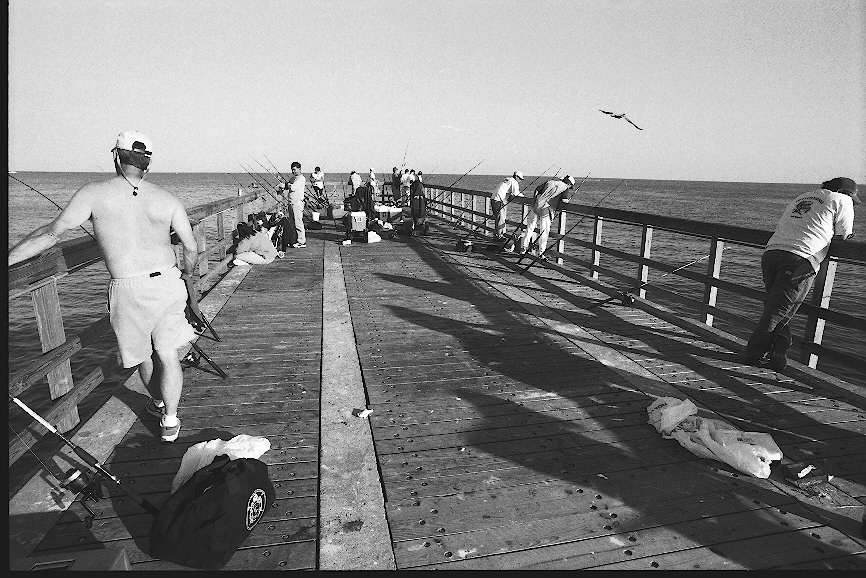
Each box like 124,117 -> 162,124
765,188 -> 855,271
288,174 -> 306,202
311,171 -> 325,190
493,176 -> 522,203
533,179 -> 570,211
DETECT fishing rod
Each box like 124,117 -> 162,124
8,173 -> 98,243
519,178 -> 623,274
401,137 -> 411,169
239,163 -> 281,204
9,393 -> 160,518
430,159 -> 485,206
430,160 -> 486,224
250,157 -> 280,189
227,172 -> 250,195
587,252 -> 717,310
498,167 -> 564,253
460,163 -> 558,243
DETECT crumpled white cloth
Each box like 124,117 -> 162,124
171,434 -> 271,494
647,397 -> 783,479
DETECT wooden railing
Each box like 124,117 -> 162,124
8,191 -> 274,466
418,182 -> 866,376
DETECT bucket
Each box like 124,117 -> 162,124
311,211 -> 320,222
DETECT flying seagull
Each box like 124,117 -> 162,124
600,110 -> 643,130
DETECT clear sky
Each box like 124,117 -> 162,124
8,0 -> 866,183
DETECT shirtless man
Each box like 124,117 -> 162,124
8,131 -> 198,442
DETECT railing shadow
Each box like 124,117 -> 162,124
356,225 -> 865,568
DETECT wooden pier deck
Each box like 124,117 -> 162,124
18,216 -> 866,570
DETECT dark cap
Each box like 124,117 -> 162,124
822,177 -> 860,204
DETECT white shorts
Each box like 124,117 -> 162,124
108,267 -> 197,368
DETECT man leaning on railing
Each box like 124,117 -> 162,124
8,130 -> 199,443
744,177 -> 859,371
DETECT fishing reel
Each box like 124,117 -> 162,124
61,467 -> 104,529
619,292 -> 637,306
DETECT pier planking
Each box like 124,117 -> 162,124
16,215 -> 864,570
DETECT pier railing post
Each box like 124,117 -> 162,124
637,225 -> 653,298
801,257 -> 837,368
193,221 -> 207,277
216,212 -> 227,260
31,278 -> 79,432
556,207 -> 567,265
590,216 -> 604,279
701,237 -> 725,326
449,189 -> 454,222
485,195 -> 491,234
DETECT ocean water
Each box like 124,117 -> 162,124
7,172 -> 865,476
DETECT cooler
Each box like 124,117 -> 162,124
349,211 -> 367,232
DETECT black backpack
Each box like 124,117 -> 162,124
149,455 -> 275,570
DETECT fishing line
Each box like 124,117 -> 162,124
401,137 -> 411,169
430,159 -> 485,216
520,178 -> 624,274
587,248 -> 732,309
8,173 -> 98,243
227,172 -> 249,194
8,422 -> 54,473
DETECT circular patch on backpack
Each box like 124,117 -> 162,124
246,488 -> 268,530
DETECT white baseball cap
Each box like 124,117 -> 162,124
513,171 -> 525,180
114,131 -> 153,156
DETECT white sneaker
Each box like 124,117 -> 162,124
233,259 -> 251,266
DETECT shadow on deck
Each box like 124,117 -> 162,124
13,216 -> 866,570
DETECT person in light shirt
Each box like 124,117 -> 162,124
744,177 -> 859,371
491,171 -> 525,239
278,161 -> 306,248
310,166 -> 325,200
518,175 -> 576,257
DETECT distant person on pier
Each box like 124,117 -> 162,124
278,161 -> 306,248
744,177 -> 859,371
391,167 -> 402,205
518,175 -> 576,258
400,168 -> 413,206
368,168 -> 380,203
233,221 -> 278,265
348,171 -> 363,195
311,166 -> 326,203
409,168 -> 428,235
8,131 -> 198,443
491,171 -> 525,240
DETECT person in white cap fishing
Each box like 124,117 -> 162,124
367,168 -> 380,203
8,131 -> 199,443
744,177 -> 859,371
519,174 -> 576,258
491,170 -> 525,240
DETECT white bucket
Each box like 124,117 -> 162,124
311,211 -> 320,222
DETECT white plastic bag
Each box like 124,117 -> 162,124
694,421 -> 783,479
171,434 -> 271,494
647,397 -> 698,435
649,398 -> 783,479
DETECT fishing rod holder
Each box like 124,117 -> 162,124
61,467 -> 104,529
